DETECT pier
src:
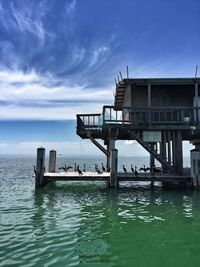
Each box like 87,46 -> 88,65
35,77 -> 200,189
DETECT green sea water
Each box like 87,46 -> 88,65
0,156 -> 200,267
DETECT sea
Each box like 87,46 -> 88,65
1,155 -> 200,267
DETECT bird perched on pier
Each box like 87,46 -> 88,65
59,164 -> 72,172
101,163 -> 106,172
83,164 -> 86,172
131,164 -> 134,173
33,166 -> 37,175
95,164 -> 102,174
134,166 -> 138,176
139,165 -> 150,173
59,164 -> 67,171
77,165 -> 83,175
123,165 -> 127,173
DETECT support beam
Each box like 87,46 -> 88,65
161,131 -> 167,172
190,143 -> 200,189
106,139 -> 115,171
87,131 -> 109,157
172,131 -> 177,172
109,149 -> 118,188
176,131 -> 183,174
128,130 -> 172,172
149,142 -> 155,172
167,131 -> 171,165
148,84 -> 151,108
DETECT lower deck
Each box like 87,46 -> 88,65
44,172 -> 192,183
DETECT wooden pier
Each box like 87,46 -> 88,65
45,172 -> 191,183
35,147 -> 192,188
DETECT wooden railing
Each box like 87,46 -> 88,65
103,106 -> 200,125
77,106 -> 200,131
76,113 -> 102,131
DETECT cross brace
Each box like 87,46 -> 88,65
128,130 -> 173,172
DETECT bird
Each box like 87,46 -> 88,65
83,164 -> 86,172
59,164 -> 72,172
59,164 -> 67,171
101,163 -> 106,172
66,165 -> 73,171
77,165 -> 83,175
123,165 -> 127,173
33,166 -> 37,175
134,166 -> 138,176
131,164 -> 134,173
95,164 -> 102,174
139,165 -> 150,173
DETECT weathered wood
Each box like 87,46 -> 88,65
48,150 -> 56,173
35,147 -> 46,188
190,145 -> 200,188
87,131 -> 109,156
109,149 -> 118,188
44,171 -> 191,183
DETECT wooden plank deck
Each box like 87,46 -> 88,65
44,172 -> 192,183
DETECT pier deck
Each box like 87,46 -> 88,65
44,172 -> 192,183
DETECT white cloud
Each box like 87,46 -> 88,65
0,69 -> 39,83
65,0 -> 76,18
90,46 -> 110,67
0,67 -> 113,119
0,1 -> 47,43
0,103 -> 104,120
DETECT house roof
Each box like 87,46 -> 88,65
114,77 -> 200,109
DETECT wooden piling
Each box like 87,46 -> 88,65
48,150 -> 56,172
190,145 -> 200,189
109,149 -> 118,188
35,147 -> 46,188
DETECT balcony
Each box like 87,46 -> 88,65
77,106 -> 200,138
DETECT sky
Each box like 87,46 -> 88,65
0,0 -> 199,155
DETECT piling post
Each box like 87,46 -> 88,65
35,147 -> 46,188
48,150 -> 56,172
106,139 -> 115,171
190,143 -> 200,189
109,149 -> 118,188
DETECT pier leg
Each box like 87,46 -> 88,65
48,150 -> 56,172
106,139 -> 115,171
150,142 -> 156,172
161,130 -> 167,172
109,149 -> 118,188
167,131 -> 171,166
172,131 -> 177,173
176,131 -> 183,174
191,143 -> 200,189
35,147 -> 47,188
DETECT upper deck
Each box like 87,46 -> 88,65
77,105 -> 200,140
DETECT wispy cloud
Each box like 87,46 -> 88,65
0,1 -> 47,42
0,68 -> 113,120
65,0 -> 76,18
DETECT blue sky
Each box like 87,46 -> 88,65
0,0 -> 199,154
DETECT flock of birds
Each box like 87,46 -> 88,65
58,163 -> 161,175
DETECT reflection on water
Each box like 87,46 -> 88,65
0,156 -> 200,267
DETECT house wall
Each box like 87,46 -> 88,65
123,84 -> 196,109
